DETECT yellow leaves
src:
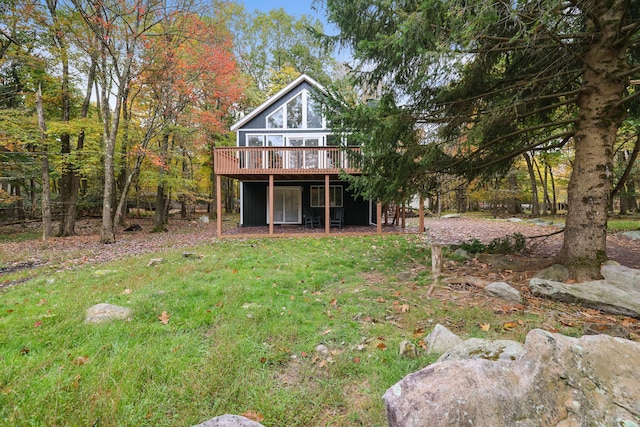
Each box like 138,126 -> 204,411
159,311 -> 170,325
480,323 -> 491,332
503,321 -> 518,331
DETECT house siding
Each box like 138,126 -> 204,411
241,181 -> 370,227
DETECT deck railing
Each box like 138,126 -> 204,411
214,146 -> 362,175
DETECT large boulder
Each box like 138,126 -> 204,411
533,264 -> 570,282
384,329 -> 640,427
529,263 -> 640,318
437,338 -> 524,363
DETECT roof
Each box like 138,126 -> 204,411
230,74 -> 327,132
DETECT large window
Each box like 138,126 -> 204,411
310,185 -> 343,207
265,90 -> 324,129
267,186 -> 302,224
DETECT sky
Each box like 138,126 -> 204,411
240,0 -> 325,19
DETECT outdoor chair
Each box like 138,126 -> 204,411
330,208 -> 344,228
304,208 -> 322,228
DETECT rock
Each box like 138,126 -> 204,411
601,262 -> 640,288
506,217 -> 524,222
315,344 -> 329,355
437,338 -> 524,363
475,253 -> 525,270
441,214 -> 460,219
384,329 -> 640,427
85,303 -> 132,324
453,248 -> 470,260
397,270 -> 419,281
147,258 -> 164,267
199,215 -> 210,224
622,230 -> 640,240
424,324 -> 463,355
485,282 -> 522,303
533,264 -> 570,282
530,264 -> 640,318
399,340 -> 417,359
192,414 -> 265,427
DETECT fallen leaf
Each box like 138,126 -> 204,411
72,356 -> 89,366
159,311 -> 170,325
37,299 -> 47,306
318,359 -> 328,368
480,323 -> 491,332
503,321 -> 517,330
376,342 -> 387,350
34,321 -> 42,328
376,297 -> 385,303
20,347 -> 30,355
232,269 -> 238,274
396,304 -> 410,313
321,329 -> 332,335
122,288 -> 132,295
72,374 -> 81,389
353,356 -> 361,363
622,318 -> 638,327
412,327 -> 425,338
330,298 -> 337,307
300,352 -> 307,358
417,340 -> 428,350
241,411 -> 264,423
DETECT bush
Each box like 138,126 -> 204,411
459,233 -> 527,255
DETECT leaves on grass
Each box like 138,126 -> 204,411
503,321 -> 517,331
376,342 -> 387,350
122,288 -> 132,295
241,411 -> 264,422
72,356 -> 89,366
34,321 -> 42,328
480,323 -> 491,331
159,311 -> 170,325
321,329 -> 331,335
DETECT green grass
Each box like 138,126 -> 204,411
0,235 -> 571,426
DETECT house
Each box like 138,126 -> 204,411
213,74 -> 385,235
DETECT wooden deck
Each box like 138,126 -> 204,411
214,146 -> 362,180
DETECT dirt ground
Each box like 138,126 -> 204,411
1,215 -> 639,271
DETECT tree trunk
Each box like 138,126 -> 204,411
152,184 -> 168,232
549,166 -> 557,215
560,1 -> 628,281
523,152 -> 540,216
14,183 -> 26,220
36,86 -> 52,239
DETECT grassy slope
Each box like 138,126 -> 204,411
0,234 -> 575,426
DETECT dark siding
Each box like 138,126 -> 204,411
241,180 -> 369,227
242,182 -> 268,225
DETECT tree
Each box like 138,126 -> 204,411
72,0 -> 164,243
323,0 -> 640,280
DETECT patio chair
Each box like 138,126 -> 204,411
304,208 -> 322,228
330,208 -> 344,228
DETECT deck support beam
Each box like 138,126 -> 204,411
268,175 -> 274,235
325,174 -> 330,235
376,202 -> 382,234
216,174 -> 222,237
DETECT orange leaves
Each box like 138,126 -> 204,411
241,411 -> 264,423
159,311 -> 170,325
480,323 -> 491,332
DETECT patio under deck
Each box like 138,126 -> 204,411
213,146 -> 427,237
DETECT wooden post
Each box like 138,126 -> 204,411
216,174 -> 222,237
431,244 -> 442,275
401,202 -> 406,229
269,174 -> 274,235
376,202 -> 382,234
419,195 -> 425,233
325,175 -> 330,235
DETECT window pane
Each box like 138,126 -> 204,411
311,186 -> 320,207
267,107 -> 284,128
287,94 -> 302,128
268,135 -> 283,146
248,135 -> 264,146
307,96 -> 322,128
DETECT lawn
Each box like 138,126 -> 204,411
0,234 -> 584,426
